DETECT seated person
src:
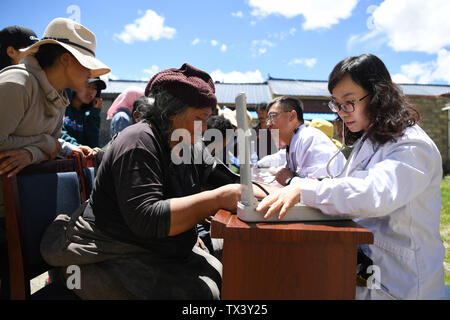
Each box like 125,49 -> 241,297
197,115 -> 235,258
61,77 -> 106,150
254,102 -> 278,159
93,95 -> 153,173
218,107 -> 252,172
41,63 -> 266,299
131,95 -> 153,123
265,96 -> 346,185
106,86 -> 144,137
204,115 -> 234,164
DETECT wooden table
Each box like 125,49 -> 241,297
211,210 -> 373,300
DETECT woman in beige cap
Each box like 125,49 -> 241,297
0,17 -> 110,178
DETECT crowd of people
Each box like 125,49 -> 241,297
0,18 -> 446,300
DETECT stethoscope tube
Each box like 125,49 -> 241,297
326,124 -> 364,179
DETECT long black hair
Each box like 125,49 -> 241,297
143,86 -> 189,148
328,54 -> 421,145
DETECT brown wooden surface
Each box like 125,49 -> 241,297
212,210 -> 374,300
2,174 -> 28,300
1,158 -> 82,300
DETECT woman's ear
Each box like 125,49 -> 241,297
58,52 -> 73,68
6,46 -> 20,62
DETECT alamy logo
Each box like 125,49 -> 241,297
366,265 -> 381,290
170,121 -> 279,165
66,265 -> 81,290
67,5 -> 81,25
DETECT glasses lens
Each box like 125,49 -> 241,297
342,102 -> 354,113
328,101 -> 338,113
268,113 -> 276,122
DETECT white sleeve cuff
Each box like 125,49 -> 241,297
290,177 -> 320,206
58,138 -> 76,158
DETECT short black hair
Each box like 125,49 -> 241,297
0,25 -> 38,69
207,115 -> 234,137
205,115 -> 234,147
267,96 -> 304,122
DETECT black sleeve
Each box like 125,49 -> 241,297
112,146 -> 171,239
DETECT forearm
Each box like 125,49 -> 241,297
169,183 -> 241,236
0,134 -> 55,163
169,188 -> 225,236
0,134 -> 44,152
23,145 -> 50,163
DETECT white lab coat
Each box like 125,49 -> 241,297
288,124 -> 346,178
294,125 -> 445,299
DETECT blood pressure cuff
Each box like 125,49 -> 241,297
193,141 -> 240,190
203,160 -> 240,190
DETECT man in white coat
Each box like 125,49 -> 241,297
266,96 -> 346,186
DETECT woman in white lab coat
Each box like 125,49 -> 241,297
257,54 -> 446,300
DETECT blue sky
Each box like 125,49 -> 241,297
2,0 -> 450,84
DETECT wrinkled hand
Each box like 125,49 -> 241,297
0,148 -> 33,177
256,184 -> 302,220
92,147 -> 101,156
275,167 -> 294,186
72,145 -> 95,160
92,97 -> 103,109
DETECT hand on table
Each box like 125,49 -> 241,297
256,183 -> 302,220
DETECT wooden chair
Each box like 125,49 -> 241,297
1,158 -> 82,299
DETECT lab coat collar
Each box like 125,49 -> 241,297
347,136 -> 378,174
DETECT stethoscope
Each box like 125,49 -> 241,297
325,125 -> 366,179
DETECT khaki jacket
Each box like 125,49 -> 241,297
0,55 -> 69,163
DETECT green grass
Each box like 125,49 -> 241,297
441,177 -> 450,285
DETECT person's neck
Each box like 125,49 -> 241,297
285,121 -> 302,147
44,65 -> 67,93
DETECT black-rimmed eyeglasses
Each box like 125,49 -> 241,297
328,93 -> 370,113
